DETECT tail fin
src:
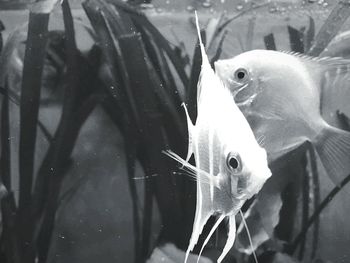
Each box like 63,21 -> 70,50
314,125 -> 350,185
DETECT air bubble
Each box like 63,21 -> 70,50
202,1 -> 212,8
140,3 -> 154,9
269,5 -> 277,13
236,4 -> 243,11
186,5 -> 194,12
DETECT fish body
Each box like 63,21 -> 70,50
165,15 -> 271,263
215,50 -> 350,184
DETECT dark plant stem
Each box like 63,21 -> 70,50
1,193 -> 20,263
288,26 -> 304,53
0,80 -> 18,263
140,167 -> 154,261
290,173 -> 350,254
264,33 -> 276,50
298,154 -> 309,260
0,89 -> 52,142
304,16 -> 315,52
309,146 -> 320,259
126,145 -> 142,263
0,81 -> 11,191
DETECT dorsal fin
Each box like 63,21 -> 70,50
281,50 -> 350,89
280,50 -> 350,71
195,11 -> 210,66
195,11 -> 213,106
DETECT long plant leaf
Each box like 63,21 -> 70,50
115,21 -> 184,258
121,12 -> 189,90
0,80 -> 18,263
126,145 -> 142,262
82,1 -> 135,131
304,16 -> 315,52
0,193 -> 20,263
264,33 -> 276,50
132,24 -> 185,138
288,26 -> 304,53
135,25 -> 183,108
0,82 -> 11,192
17,10 -> 50,263
246,16 -> 256,51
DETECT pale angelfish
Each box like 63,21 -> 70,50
215,50 -> 350,185
165,13 -> 271,263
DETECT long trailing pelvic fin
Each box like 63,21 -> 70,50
239,210 -> 258,263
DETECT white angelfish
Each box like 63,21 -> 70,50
215,50 -> 350,185
164,12 -> 271,263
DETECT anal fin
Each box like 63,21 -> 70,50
197,215 -> 226,263
185,209 -> 211,263
185,178 -> 214,263
217,215 -> 236,263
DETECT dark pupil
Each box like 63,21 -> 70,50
229,157 -> 239,169
237,71 -> 245,80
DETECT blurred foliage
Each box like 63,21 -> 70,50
0,1 -> 350,263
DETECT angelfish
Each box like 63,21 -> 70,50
165,13 -> 271,263
215,50 -> 350,185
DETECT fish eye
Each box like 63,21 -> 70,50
234,68 -> 248,82
226,152 -> 242,173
